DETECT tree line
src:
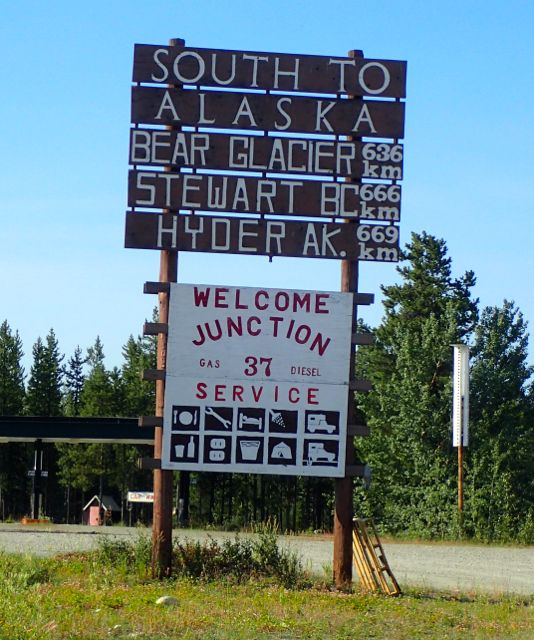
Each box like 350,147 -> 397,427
0,232 -> 532,542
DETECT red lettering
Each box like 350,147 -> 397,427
255,290 -> 269,310
270,316 -> 283,336
310,333 -> 331,356
275,291 -> 290,311
205,320 -> 223,342
295,324 -> 311,344
214,287 -> 229,308
315,293 -> 329,313
288,387 -> 300,403
235,289 -> 248,309
194,382 -> 320,405
285,318 -> 295,338
227,316 -> 243,337
251,385 -> 263,402
233,385 -> 244,401
193,286 -> 210,307
247,316 -> 261,336
293,292 -> 311,312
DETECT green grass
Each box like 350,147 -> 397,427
0,544 -> 532,640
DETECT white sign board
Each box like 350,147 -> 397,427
452,344 -> 469,447
127,491 -> 155,503
162,283 -> 353,477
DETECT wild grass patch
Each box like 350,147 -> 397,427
0,539 -> 532,639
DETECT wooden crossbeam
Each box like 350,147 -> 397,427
143,322 -> 168,336
143,369 -> 166,382
138,416 -> 162,428
350,379 -> 373,392
143,281 -> 171,294
138,457 -> 162,470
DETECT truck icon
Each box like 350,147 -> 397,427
307,413 -> 337,434
306,442 -> 336,464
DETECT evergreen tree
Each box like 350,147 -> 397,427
74,338 -> 136,520
0,321 -> 25,415
121,333 -> 156,417
79,337 -> 115,417
63,346 -> 86,416
466,301 -> 534,541
26,329 -> 64,416
114,331 -> 157,518
0,321 -> 28,519
357,232 -> 479,537
56,337 -> 115,521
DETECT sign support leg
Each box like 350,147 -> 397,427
151,37 -> 184,578
333,258 -> 358,588
151,243 -> 177,578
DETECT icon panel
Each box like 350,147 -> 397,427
172,405 -> 200,431
170,434 -> 199,462
267,409 -> 298,434
203,435 -> 232,464
267,437 -> 297,465
304,410 -> 340,435
167,402 -> 344,475
204,406 -> 234,431
237,408 -> 265,432
303,439 -> 339,466
236,437 -> 264,464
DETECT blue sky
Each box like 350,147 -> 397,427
1,1 -> 533,372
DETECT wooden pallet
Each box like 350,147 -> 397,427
352,517 -> 401,596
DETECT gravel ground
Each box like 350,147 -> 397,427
0,523 -> 532,595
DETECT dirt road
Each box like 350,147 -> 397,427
0,523 -> 532,595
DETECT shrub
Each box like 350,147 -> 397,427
172,527 -> 306,588
95,533 -> 152,576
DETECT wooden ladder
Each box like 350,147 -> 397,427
352,517 -> 401,596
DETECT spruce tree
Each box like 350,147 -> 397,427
0,321 -> 25,415
358,232 -> 479,537
63,346 -> 86,417
79,337 -> 114,417
0,321 -> 28,519
467,301 -> 534,541
77,338 -> 124,518
121,334 -> 156,417
26,329 -> 64,416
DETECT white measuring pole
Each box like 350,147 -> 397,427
452,343 -> 469,514
452,344 -> 470,447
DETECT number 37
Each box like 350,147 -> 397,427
244,356 -> 272,377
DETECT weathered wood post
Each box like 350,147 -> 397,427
333,259 -> 359,587
151,37 -> 184,578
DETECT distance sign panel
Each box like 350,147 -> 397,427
128,170 -> 402,219
133,44 -> 407,98
124,213 -> 400,262
161,283 -> 354,477
129,129 -> 404,180
131,86 -> 405,139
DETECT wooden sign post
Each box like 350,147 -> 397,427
126,37 -> 406,584
150,37 -> 183,578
